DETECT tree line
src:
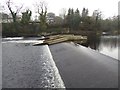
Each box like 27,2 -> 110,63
2,0 -> 119,37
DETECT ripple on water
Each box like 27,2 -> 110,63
2,41 -> 65,88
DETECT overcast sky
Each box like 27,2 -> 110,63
1,0 -> 119,19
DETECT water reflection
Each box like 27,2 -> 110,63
82,35 -> 119,60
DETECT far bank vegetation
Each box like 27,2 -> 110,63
1,0 -> 119,37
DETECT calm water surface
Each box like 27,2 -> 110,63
83,35 -> 119,60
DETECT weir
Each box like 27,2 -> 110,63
49,42 -> 118,88
2,38 -> 119,88
2,41 -> 65,88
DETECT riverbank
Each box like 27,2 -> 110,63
49,42 -> 118,88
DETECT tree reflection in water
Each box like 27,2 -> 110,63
81,35 -> 119,59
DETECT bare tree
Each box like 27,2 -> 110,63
21,9 -> 32,24
92,10 -> 102,22
36,1 -> 47,16
35,1 -> 47,31
59,8 -> 66,19
6,0 -> 23,23
0,3 -> 4,13
0,3 -> 4,23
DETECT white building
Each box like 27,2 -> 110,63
46,12 -> 55,24
0,13 -> 21,23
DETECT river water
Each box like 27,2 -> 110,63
2,37 -> 65,88
82,35 -> 119,60
97,36 -> 119,60
1,35 -> 119,88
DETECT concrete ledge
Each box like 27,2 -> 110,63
49,42 -> 118,88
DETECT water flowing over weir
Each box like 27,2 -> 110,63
0,37 -> 2,90
45,45 -> 65,88
2,38 -> 65,88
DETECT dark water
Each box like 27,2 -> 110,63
82,35 -> 119,60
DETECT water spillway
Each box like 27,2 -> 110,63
2,37 -> 119,88
2,39 -> 65,88
49,42 -> 118,88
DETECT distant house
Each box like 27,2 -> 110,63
0,13 -> 9,23
46,12 -> 55,24
46,12 -> 63,25
54,16 -> 63,25
0,13 -> 21,23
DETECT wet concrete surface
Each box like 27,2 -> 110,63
49,42 -> 118,88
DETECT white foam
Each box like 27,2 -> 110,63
3,37 -> 24,40
2,40 -> 44,44
44,45 -> 65,88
